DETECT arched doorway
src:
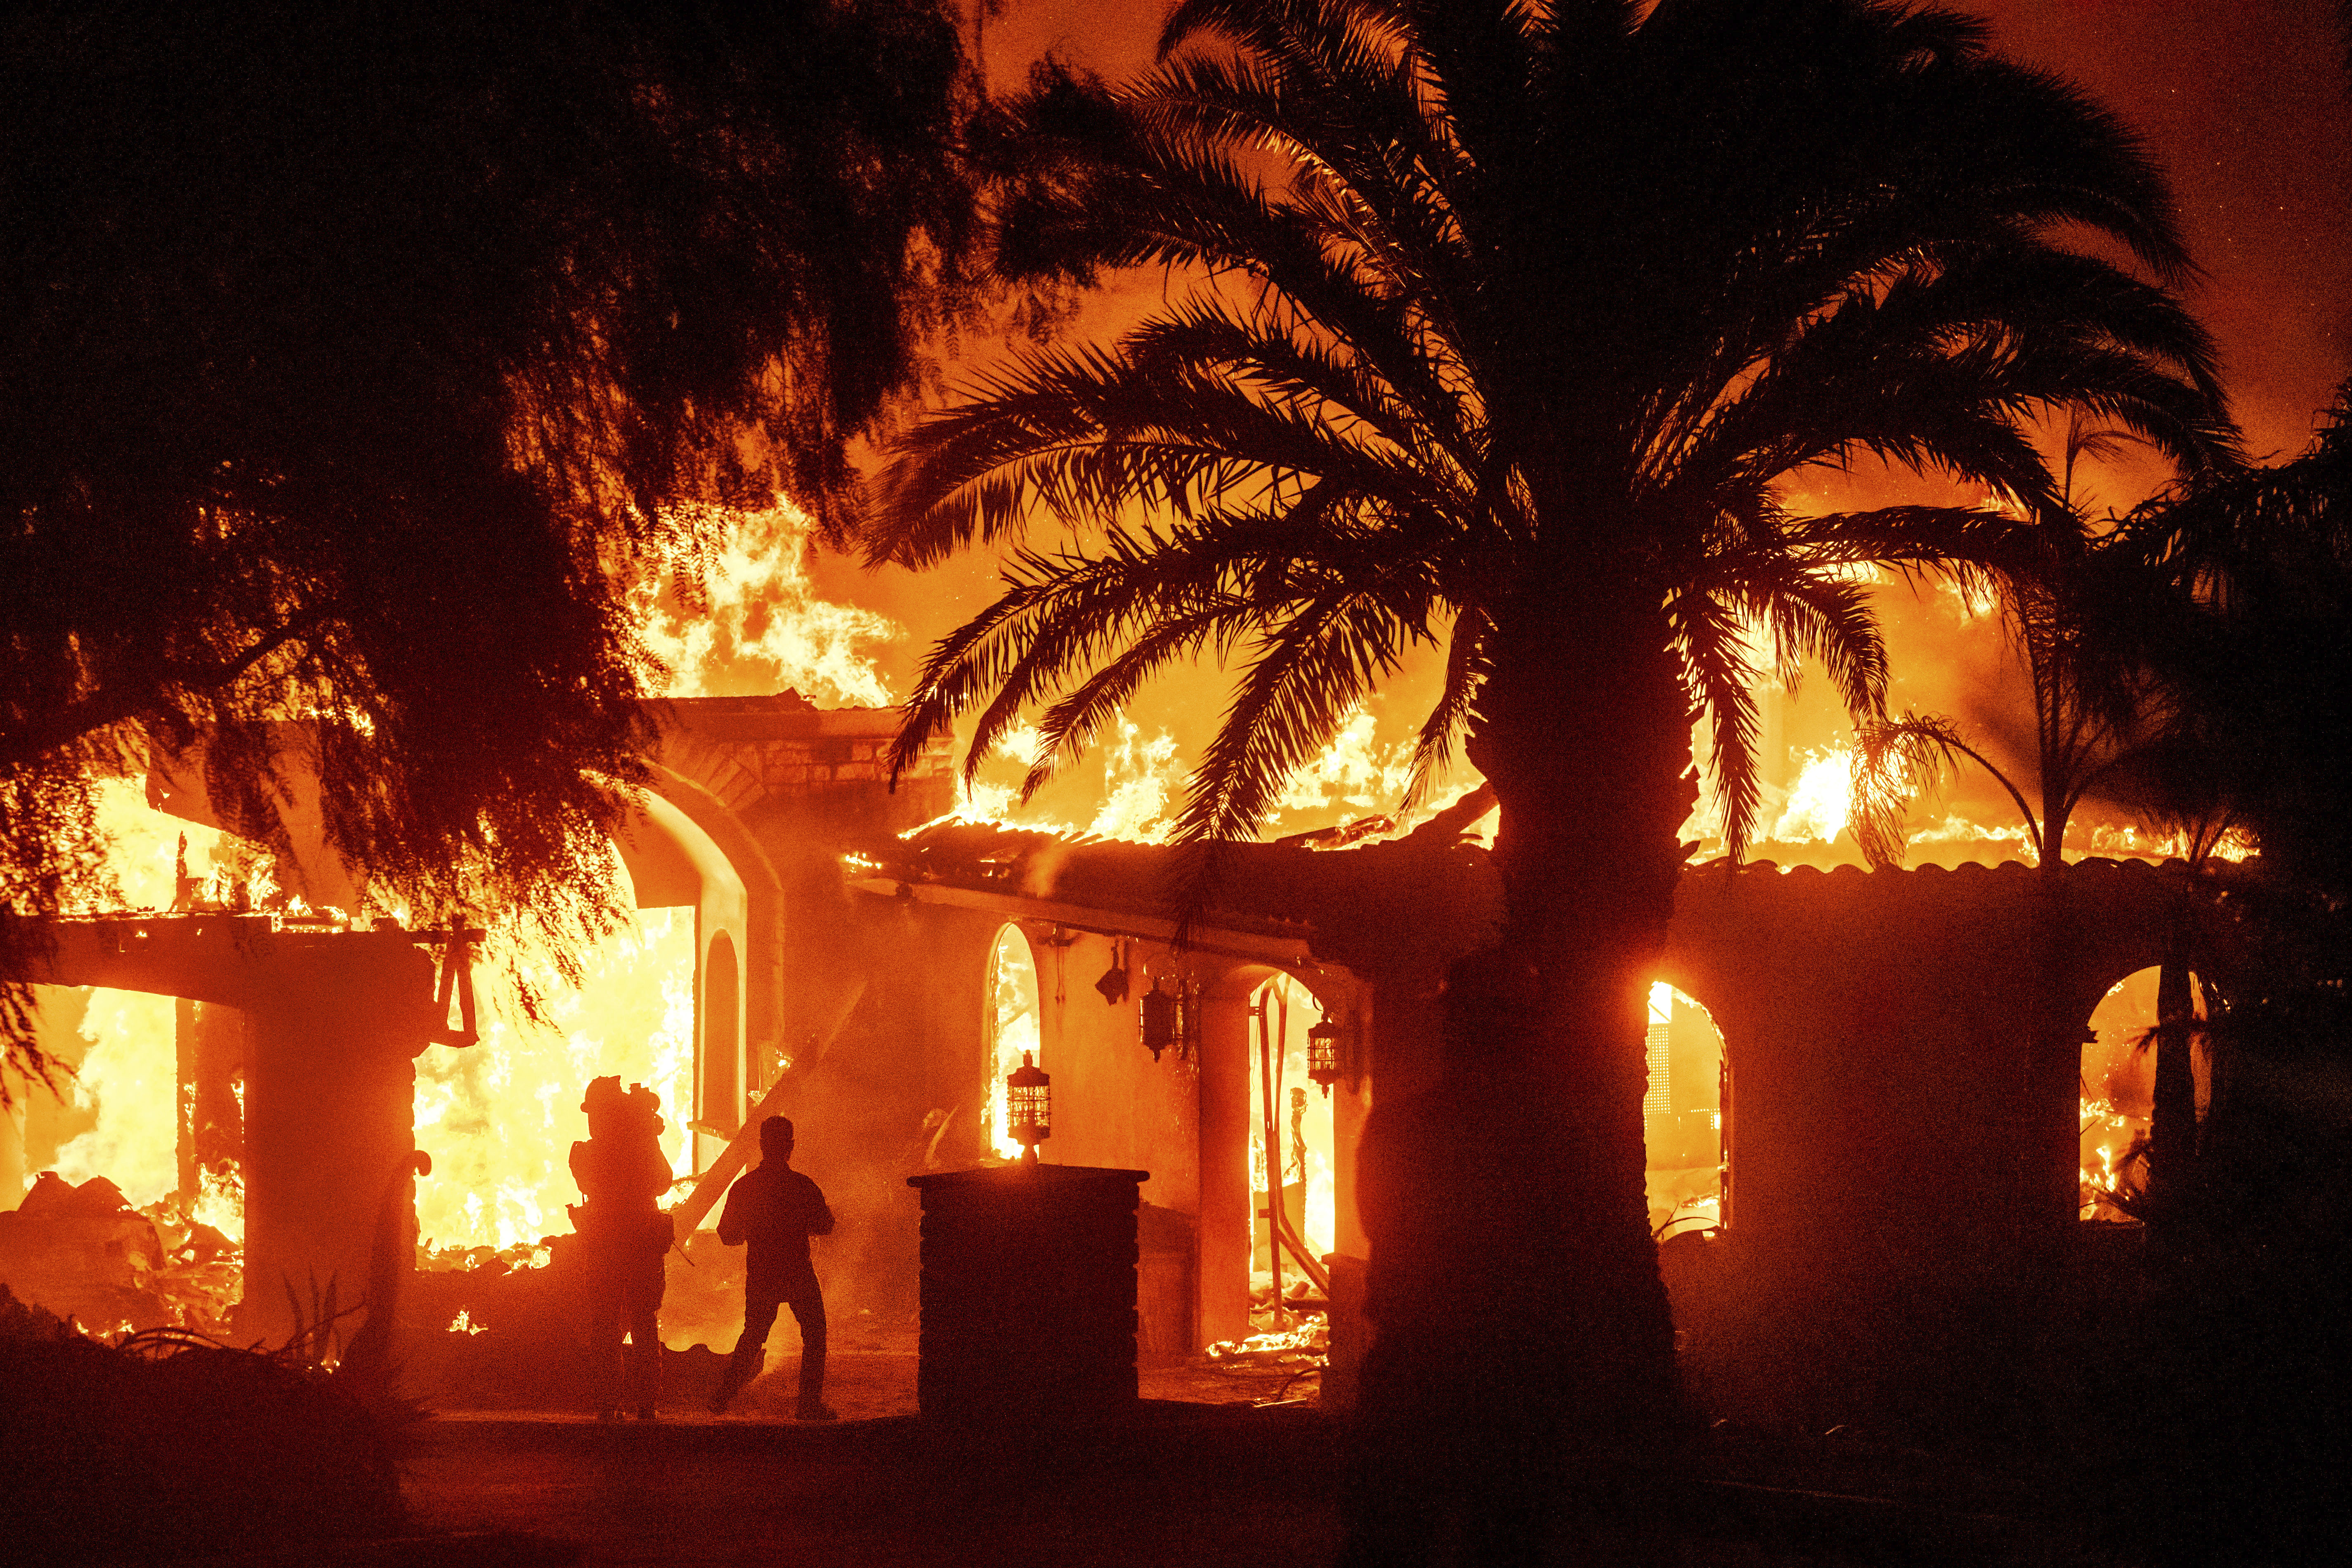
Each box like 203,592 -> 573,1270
1644,981 -> 1727,1237
1246,973 -> 1334,1281
2082,965 -> 2208,1222
984,925 -> 1042,1161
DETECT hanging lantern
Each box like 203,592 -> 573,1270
1007,1051 -> 1051,1163
1307,1015 -> 1344,1095
1141,981 -> 1178,1061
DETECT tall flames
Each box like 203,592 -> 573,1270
943,704 -> 1448,845
41,783 -> 233,1221
413,910 -> 696,1253
636,501 -> 899,707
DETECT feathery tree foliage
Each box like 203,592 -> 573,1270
2116,385 -> 2352,1231
871,0 -> 2236,1452
0,0 -> 987,1091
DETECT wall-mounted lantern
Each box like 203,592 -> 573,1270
1307,1015 -> 1343,1095
1141,980 -> 1178,1061
1007,1051 -> 1051,1164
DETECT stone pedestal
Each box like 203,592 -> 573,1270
907,1164 -> 1146,1422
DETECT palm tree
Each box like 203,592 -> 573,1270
2106,733 -> 2236,1231
1849,506 -> 2209,1235
871,0 -> 2236,1447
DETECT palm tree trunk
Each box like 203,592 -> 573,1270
1344,598 -> 1690,1562
1342,593 -> 1692,1562
1462,596 -> 1691,1427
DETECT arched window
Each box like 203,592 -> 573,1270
1644,981 -> 1727,1238
984,926 -> 1042,1161
2083,966 -> 2208,1222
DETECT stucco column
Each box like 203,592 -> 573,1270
1195,987 -> 1256,1345
235,935 -> 432,1352
239,1005 -> 418,1350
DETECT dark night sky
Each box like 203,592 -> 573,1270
964,0 -> 2352,459
804,0 -> 2352,844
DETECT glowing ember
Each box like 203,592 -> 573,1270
448,1308 -> 487,1335
191,1160 -> 244,1246
2080,1095 -> 2142,1221
1207,1319 -> 1328,1359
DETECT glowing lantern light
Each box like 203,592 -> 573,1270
1307,1016 -> 1343,1096
1007,1051 -> 1051,1164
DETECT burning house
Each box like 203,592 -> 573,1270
850,807 -> 2223,1420
0,688 -> 2227,1424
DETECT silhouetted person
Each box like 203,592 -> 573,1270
708,1116 -> 836,1419
570,1076 -> 673,1421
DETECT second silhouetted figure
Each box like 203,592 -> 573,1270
709,1115 -> 836,1419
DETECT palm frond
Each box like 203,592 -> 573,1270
1851,711 -> 2038,869
1400,604 -> 1490,814
871,0 -> 2234,922
1664,583 -> 1765,859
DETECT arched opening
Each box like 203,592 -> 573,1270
700,931 -> 741,1136
2082,965 -> 2208,1222
984,925 -> 1042,1161
1644,981 -> 1727,1238
1246,974 -> 1335,1285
